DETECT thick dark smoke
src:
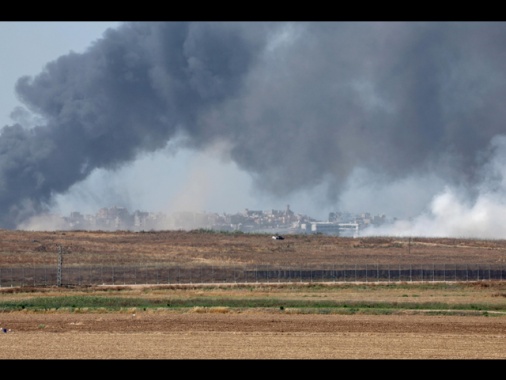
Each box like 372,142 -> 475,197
2,22 -> 506,230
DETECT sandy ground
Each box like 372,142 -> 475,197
0,311 -> 504,359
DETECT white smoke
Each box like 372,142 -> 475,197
363,135 -> 506,239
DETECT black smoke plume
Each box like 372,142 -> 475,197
2,22 -> 506,229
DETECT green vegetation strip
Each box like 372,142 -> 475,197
0,296 -> 504,314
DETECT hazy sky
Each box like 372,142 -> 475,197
3,21 -> 506,238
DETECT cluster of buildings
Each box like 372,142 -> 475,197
60,205 -> 390,237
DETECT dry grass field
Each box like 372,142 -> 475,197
1,229 -> 506,359
2,229 -> 506,268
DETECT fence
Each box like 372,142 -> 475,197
0,263 -> 505,287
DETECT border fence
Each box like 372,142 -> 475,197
0,263 -> 505,287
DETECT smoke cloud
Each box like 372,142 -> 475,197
3,22 -> 506,237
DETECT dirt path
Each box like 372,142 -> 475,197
0,312 -> 504,359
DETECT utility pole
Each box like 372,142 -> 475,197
56,245 -> 69,287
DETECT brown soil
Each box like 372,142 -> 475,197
0,311 -> 504,359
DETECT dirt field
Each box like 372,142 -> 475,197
1,229 -> 505,359
0,311 -> 504,359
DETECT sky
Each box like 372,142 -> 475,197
2,21 -> 506,238
0,22 -> 320,220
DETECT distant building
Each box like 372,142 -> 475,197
337,223 -> 360,238
58,206 -> 389,235
310,222 -> 340,235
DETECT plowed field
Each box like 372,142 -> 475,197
0,312 -> 504,359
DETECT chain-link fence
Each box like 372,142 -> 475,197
0,263 -> 504,287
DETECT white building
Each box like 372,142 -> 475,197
337,223 -> 360,238
310,222 -> 340,235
